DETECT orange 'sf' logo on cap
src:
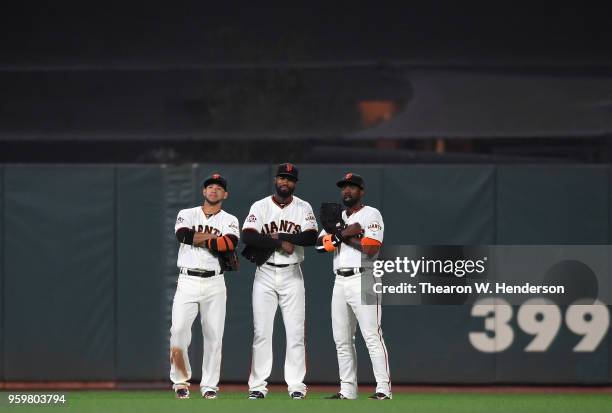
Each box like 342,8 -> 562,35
212,174 -> 221,179
286,163 -> 293,172
345,173 -> 353,179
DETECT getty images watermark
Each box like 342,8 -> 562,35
359,245 -> 610,305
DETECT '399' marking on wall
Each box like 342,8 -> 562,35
469,298 -> 609,353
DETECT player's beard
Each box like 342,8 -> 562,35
204,196 -> 222,206
275,183 -> 294,198
342,195 -> 360,207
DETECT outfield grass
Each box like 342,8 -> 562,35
2,391 -> 612,413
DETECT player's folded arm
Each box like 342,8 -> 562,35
206,234 -> 239,252
276,229 -> 318,246
241,228 -> 282,249
175,227 -> 195,245
361,237 -> 382,257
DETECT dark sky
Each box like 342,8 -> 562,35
2,3 -> 611,67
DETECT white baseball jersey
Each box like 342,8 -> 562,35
242,195 -> 318,265
319,205 -> 384,270
175,207 -> 240,272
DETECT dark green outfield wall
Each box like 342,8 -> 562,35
0,164 -> 610,384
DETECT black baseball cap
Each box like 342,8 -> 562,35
202,173 -> 228,190
276,163 -> 299,181
336,172 -> 365,189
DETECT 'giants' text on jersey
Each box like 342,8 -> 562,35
193,224 -> 223,236
260,220 -> 301,235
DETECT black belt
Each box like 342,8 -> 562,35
187,270 -> 220,278
335,267 -> 365,277
265,262 -> 291,268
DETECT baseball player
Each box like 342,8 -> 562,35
170,174 -> 240,400
316,173 -> 392,400
242,163 -> 318,400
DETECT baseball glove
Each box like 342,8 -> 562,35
320,202 -> 344,233
218,250 -> 240,272
241,244 -> 274,266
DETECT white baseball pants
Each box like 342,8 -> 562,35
248,263 -> 307,396
332,273 -> 391,399
170,274 -> 226,393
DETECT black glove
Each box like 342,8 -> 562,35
218,250 -> 240,272
241,244 -> 274,266
320,202 -> 344,233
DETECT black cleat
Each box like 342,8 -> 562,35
326,393 -> 348,399
175,388 -> 190,399
290,391 -> 305,399
248,391 -> 265,400
368,392 -> 392,400
202,391 -> 217,399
